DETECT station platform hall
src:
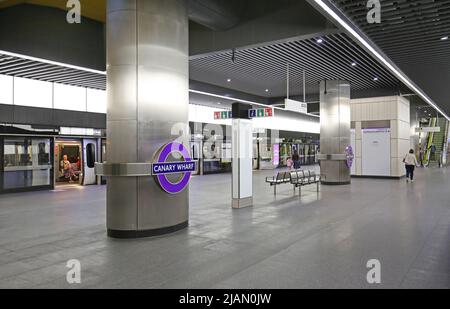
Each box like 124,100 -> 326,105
0,0 -> 449,292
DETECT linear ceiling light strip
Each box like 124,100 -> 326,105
0,50 -> 107,75
312,0 -> 450,120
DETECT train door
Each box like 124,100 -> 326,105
82,139 -> 97,185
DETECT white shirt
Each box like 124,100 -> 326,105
404,153 -> 418,166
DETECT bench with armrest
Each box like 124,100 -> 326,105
265,171 -> 291,195
290,170 -> 324,196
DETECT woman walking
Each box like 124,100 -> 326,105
403,149 -> 419,183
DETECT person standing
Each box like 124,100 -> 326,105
418,147 -> 424,167
403,149 -> 419,182
292,150 -> 300,170
429,143 -> 436,161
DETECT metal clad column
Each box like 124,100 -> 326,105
319,80 -> 351,185
106,0 -> 189,237
231,103 -> 253,208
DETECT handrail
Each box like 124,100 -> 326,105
442,120 -> 450,166
423,117 -> 437,166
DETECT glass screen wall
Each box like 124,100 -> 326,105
2,136 -> 53,192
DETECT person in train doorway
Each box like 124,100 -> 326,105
60,155 -> 78,183
292,150 -> 300,170
403,149 -> 419,183
60,155 -> 73,182
61,155 -> 71,173
76,156 -> 81,170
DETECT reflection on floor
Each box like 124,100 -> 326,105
0,165 -> 448,288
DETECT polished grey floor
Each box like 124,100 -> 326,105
0,166 -> 449,289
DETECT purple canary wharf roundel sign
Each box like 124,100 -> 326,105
345,145 -> 354,168
153,142 -> 195,194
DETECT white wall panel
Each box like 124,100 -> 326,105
14,77 -> 52,108
87,89 -> 107,113
362,130 -> 391,176
252,114 -> 320,133
0,74 -> 13,105
54,83 -> 87,111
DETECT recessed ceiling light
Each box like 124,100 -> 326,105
373,77 -> 379,81
351,62 -> 357,67
441,36 -> 448,41
265,89 -> 269,92
316,38 -> 323,43
227,78 -> 231,82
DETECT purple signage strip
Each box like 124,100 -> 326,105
152,161 -> 196,175
273,144 -> 280,166
345,145 -> 354,168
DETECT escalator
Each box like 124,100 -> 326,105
423,117 -> 449,167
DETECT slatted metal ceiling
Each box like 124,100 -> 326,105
331,0 -> 450,114
0,53 -> 106,90
332,0 -> 450,65
190,32 -> 408,98
1,33 -> 413,100
0,32 -> 408,97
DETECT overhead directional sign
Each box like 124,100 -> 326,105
214,108 -> 273,119
249,107 -> 273,118
214,111 -> 232,120
415,127 -> 441,133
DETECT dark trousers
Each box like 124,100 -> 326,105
293,160 -> 300,169
405,165 -> 415,180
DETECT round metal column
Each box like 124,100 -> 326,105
319,80 -> 351,185
106,0 -> 189,238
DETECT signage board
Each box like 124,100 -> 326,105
345,145 -> 354,168
214,111 -> 232,120
248,107 -> 273,118
152,162 -> 196,175
214,108 -> 273,120
153,142 -> 195,194
415,127 -> 441,133
272,144 -> 280,167
285,98 -> 307,114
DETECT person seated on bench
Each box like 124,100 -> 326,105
61,155 -> 78,183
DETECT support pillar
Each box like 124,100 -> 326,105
105,0 -> 189,238
231,103 -> 253,208
318,80 -> 351,185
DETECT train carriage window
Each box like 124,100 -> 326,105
86,143 -> 96,168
